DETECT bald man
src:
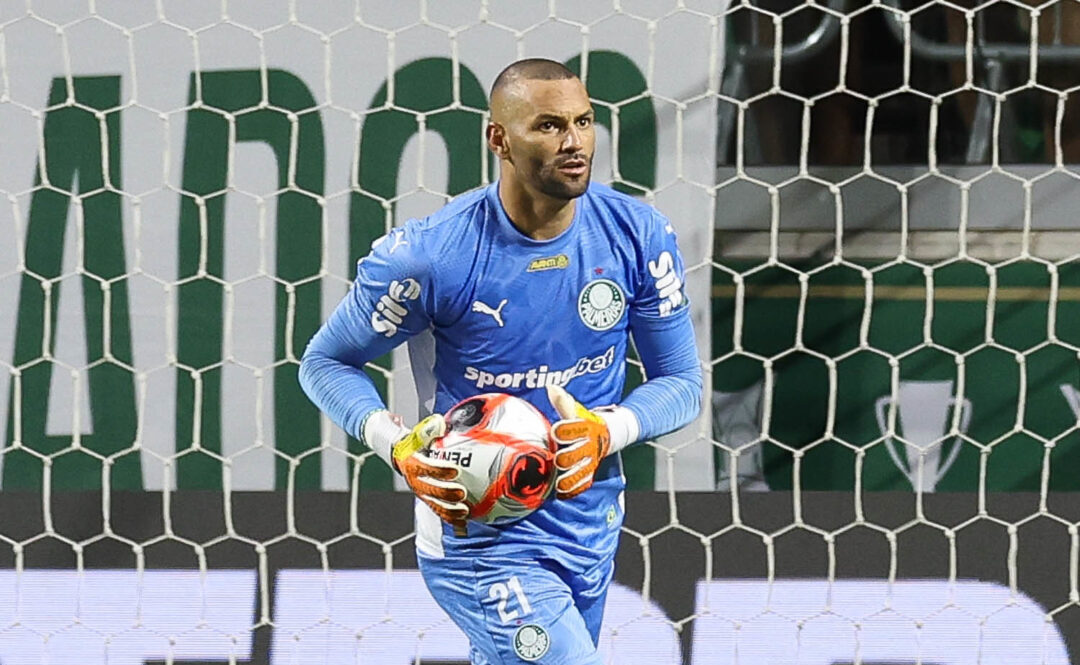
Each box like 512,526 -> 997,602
300,58 -> 701,664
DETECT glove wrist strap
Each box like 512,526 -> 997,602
361,409 -> 410,470
597,405 -> 640,455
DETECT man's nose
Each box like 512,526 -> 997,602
561,125 -> 583,152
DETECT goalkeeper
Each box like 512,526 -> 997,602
300,58 -> 701,664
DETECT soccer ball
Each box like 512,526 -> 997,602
426,393 -> 556,525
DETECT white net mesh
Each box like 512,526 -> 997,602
0,0 -> 1078,663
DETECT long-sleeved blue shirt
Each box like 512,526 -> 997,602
300,181 -> 701,564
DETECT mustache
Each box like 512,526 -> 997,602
554,154 -> 590,167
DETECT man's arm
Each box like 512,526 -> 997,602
300,327 -> 387,458
546,300 -> 701,497
611,207 -> 703,450
546,211 -> 702,497
619,303 -> 702,446
298,229 -> 468,528
300,237 -> 429,462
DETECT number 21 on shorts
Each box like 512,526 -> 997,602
489,576 -> 532,623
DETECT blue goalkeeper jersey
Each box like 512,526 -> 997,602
300,181 -> 701,566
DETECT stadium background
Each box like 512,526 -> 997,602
0,0 -> 1079,662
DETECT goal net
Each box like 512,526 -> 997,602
0,0 -> 1077,663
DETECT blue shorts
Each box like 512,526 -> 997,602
418,552 -> 614,664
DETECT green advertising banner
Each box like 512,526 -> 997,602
711,260 -> 1080,491
0,3 -> 721,493
2,3 -> 1073,494
4,69 -> 1077,491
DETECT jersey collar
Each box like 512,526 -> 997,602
487,181 -> 583,247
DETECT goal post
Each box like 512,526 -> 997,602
0,0 -> 1078,663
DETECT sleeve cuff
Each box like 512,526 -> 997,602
360,409 -> 410,468
598,405 -> 640,455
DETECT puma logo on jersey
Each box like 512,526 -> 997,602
369,229 -> 409,255
648,251 -> 685,317
388,233 -> 409,254
472,299 -> 507,327
371,278 -> 420,337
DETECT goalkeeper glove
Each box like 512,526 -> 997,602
546,385 -> 613,499
388,414 -> 469,532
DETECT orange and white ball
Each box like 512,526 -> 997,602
427,393 -> 556,525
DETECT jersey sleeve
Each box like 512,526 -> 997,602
621,210 -> 703,441
298,226 -> 434,442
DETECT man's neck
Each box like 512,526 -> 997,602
498,178 -> 577,241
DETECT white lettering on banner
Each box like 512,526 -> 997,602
463,345 -> 616,390
0,2 -> 717,492
1061,384 -> 1080,419
647,251 -> 684,317
690,579 -> 1069,665
0,570 -> 255,665
271,569 -> 681,664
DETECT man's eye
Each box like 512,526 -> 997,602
539,121 -> 555,131
577,117 -> 592,128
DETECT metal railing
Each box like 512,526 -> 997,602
880,0 -> 1080,163
717,0 -> 848,164
718,0 -> 1080,165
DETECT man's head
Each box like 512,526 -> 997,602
487,58 -> 595,201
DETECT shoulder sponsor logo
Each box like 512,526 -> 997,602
464,345 -> 615,389
527,254 -> 569,272
578,279 -> 625,331
648,251 -> 684,317
370,278 -> 420,337
513,624 -> 550,661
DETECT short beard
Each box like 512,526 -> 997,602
534,162 -> 591,200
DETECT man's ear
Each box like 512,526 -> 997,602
486,122 -> 509,160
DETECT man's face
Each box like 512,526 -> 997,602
495,78 -> 595,200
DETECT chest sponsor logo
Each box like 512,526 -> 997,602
471,298 -> 507,327
648,251 -> 684,317
370,278 -> 420,337
578,279 -> 625,331
463,345 -> 616,389
527,254 -> 569,272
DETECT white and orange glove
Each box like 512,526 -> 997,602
366,411 -> 469,532
546,385 -> 639,499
